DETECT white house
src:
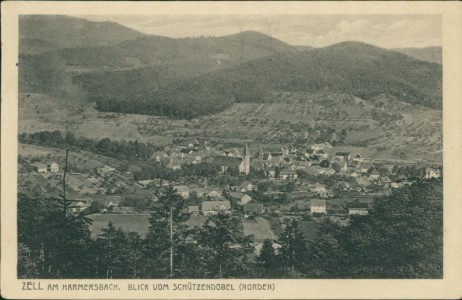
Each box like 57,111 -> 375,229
174,185 -> 190,198
49,162 -> 59,173
348,202 -> 369,216
201,200 -> 231,216
310,199 -> 327,214
310,183 -> 327,194
424,167 -> 440,179
34,163 -> 47,174
348,207 -> 368,215
230,192 -> 252,205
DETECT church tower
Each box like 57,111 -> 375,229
242,143 -> 250,175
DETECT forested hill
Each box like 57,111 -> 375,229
86,41 -> 442,119
18,15 -> 442,119
392,46 -> 442,65
19,15 -> 146,54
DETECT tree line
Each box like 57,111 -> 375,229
18,179 -> 442,279
19,131 -> 162,161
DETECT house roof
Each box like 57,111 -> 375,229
305,149 -> 315,154
32,162 -> 47,168
370,169 -> 380,176
349,160 -> 361,168
280,169 -> 297,174
271,152 -> 283,157
311,143 -> 325,149
262,153 -> 272,160
311,199 -> 326,206
335,152 -> 350,157
243,203 -> 264,212
188,206 -> 200,212
201,200 -> 231,212
230,192 -> 251,200
173,185 -> 189,192
213,156 -> 242,167
347,202 -> 369,209
314,183 -> 326,189
361,162 -> 374,169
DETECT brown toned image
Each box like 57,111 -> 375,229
2,1 -> 462,299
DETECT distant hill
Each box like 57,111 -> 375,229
294,45 -> 315,52
19,17 -> 298,101
19,15 -> 146,54
83,41 -> 442,119
18,15 -> 442,120
392,46 -> 442,64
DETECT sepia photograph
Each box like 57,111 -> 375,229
2,1 -> 462,299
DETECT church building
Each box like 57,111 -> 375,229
213,143 -> 250,175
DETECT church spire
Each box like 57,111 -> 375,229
243,142 -> 250,156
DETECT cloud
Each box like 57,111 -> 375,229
80,14 -> 441,49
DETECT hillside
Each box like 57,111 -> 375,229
19,17 -> 297,101
82,41 -> 442,119
19,15 -> 146,54
392,46 -> 442,64
18,91 -> 442,163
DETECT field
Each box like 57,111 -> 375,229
89,213 -> 151,237
242,217 -> 276,242
18,90 -> 442,163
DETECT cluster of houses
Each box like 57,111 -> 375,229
147,141 -> 441,187
32,161 -> 59,174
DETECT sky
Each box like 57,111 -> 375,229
80,14 -> 442,49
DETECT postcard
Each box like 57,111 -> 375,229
2,1 -> 462,299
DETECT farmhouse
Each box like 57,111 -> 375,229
167,159 -> 182,170
311,143 -> 325,151
369,169 -> 381,180
316,150 -> 328,159
104,195 -> 122,207
240,181 -> 255,192
201,200 -> 231,216
230,192 -> 252,205
188,206 -> 200,216
349,159 -> 361,169
360,162 -> 374,173
243,203 -> 264,217
96,165 -> 115,177
33,163 -> 47,173
71,200 -> 91,213
353,154 -> 363,162
424,167 -> 440,179
310,183 -> 327,194
280,169 -> 298,180
310,199 -> 327,214
348,203 -> 369,215
49,162 -> 59,173
112,206 -> 134,214
335,152 -> 351,161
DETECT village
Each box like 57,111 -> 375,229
18,138 -> 442,252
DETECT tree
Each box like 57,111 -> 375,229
143,185 -> 189,278
277,219 -> 308,275
196,213 -> 254,278
257,239 -> 278,277
91,222 -> 143,278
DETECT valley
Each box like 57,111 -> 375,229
19,90 -> 442,163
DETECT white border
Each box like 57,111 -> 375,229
2,2 -> 462,299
